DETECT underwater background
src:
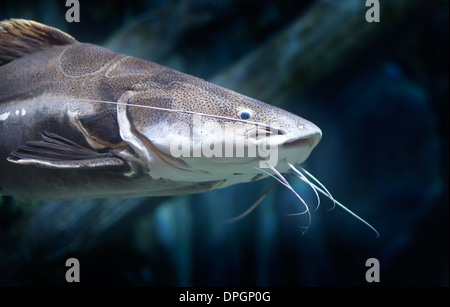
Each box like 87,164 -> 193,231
0,0 -> 448,286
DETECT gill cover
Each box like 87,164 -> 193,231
115,90 -> 194,179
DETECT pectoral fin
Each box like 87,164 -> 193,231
7,131 -> 126,170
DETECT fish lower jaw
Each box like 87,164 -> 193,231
282,137 -> 312,149
282,132 -> 321,149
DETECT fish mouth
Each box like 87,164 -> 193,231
245,125 -> 320,150
244,125 -> 285,139
271,131 -> 321,168
282,133 -> 320,149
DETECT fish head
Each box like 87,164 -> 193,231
116,70 -> 321,188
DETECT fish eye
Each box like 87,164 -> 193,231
238,109 -> 252,120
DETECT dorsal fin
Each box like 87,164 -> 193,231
0,19 -> 78,66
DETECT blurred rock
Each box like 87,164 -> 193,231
211,0 -> 419,102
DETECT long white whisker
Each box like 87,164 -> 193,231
259,161 -> 311,235
288,163 -> 379,238
66,98 -> 272,128
286,162 -> 320,211
330,197 -> 379,238
288,162 -> 335,211
257,167 -> 290,189
224,181 -> 278,223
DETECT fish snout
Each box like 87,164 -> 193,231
282,120 -> 322,149
272,120 -> 321,167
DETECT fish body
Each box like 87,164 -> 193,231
0,19 -> 321,200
